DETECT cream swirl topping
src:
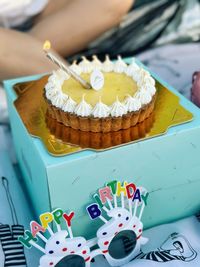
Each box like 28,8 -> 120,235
92,98 -> 110,118
135,89 -> 152,105
138,73 -> 156,96
62,96 -> 77,113
51,92 -> 68,109
47,71 -> 64,88
125,58 -> 140,76
47,70 -> 69,89
143,75 -> 155,87
74,95 -> 92,117
132,68 -> 149,83
70,60 -> 82,75
92,55 -> 102,70
114,56 -> 127,73
124,95 -> 142,112
79,56 -> 93,73
56,69 -> 70,81
45,71 -> 63,102
102,55 -> 114,72
110,97 -> 127,117
147,85 -> 156,96
46,88 -> 59,101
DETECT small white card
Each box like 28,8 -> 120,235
90,69 -> 105,91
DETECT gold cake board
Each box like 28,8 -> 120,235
14,75 -> 193,156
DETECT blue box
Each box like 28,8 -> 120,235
4,59 -> 200,239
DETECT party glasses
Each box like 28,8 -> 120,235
19,181 -> 149,267
86,182 -> 149,266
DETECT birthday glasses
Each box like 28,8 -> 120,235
19,181 -> 149,267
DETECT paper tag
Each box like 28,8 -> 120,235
90,69 -> 104,91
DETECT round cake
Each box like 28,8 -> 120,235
44,56 -> 157,133
46,112 -> 154,149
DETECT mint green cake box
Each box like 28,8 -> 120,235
4,58 -> 200,239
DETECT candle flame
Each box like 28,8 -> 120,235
43,40 -> 51,51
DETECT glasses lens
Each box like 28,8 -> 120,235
108,230 -> 137,259
55,254 -> 85,267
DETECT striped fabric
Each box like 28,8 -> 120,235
135,250 -> 184,262
0,224 -> 27,266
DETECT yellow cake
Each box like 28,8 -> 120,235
44,56 -> 157,133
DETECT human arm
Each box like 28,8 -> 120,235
30,0 -> 134,56
0,0 -> 134,80
0,27 -> 56,80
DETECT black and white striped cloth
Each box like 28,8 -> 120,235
0,176 -> 27,266
91,216 -> 200,267
0,149 -> 41,266
124,217 -> 200,267
135,250 -> 185,262
0,224 -> 26,266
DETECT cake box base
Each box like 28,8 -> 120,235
4,59 -> 200,238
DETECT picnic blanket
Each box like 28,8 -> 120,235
0,117 -> 200,267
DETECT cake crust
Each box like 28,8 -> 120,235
46,109 -> 155,148
45,93 -> 156,133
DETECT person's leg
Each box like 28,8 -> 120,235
30,0 -> 134,56
0,0 -> 134,80
0,27 -> 56,80
36,0 -> 73,20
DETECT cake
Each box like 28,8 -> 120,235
44,56 -> 157,133
46,111 -> 154,149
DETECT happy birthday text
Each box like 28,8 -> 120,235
87,181 -> 149,220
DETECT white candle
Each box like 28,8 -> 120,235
43,40 -> 91,89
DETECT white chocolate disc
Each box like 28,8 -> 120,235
90,69 -> 104,91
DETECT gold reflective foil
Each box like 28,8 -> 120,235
14,75 -> 193,156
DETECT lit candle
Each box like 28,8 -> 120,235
43,40 -> 91,89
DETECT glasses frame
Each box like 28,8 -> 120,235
19,184 -> 149,267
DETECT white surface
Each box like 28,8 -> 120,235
0,0 -> 49,27
138,43 -> 200,100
